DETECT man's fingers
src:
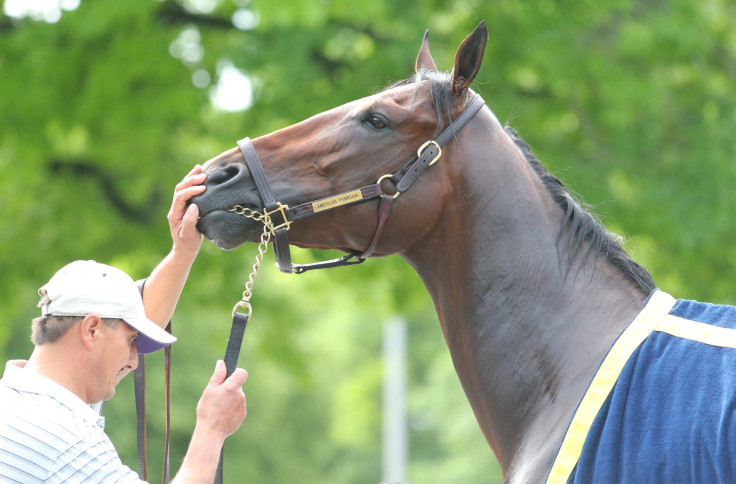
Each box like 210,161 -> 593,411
173,175 -> 207,199
173,184 -> 206,206
182,203 -> 199,225
208,360 -> 227,387
169,185 -> 206,219
224,368 -> 249,389
173,165 -> 206,199
186,164 -> 203,177
206,361 -> 247,394
168,166 -> 207,223
180,204 -> 203,240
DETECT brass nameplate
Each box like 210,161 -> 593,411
312,190 -> 363,213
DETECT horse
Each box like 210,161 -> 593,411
192,21 -> 736,483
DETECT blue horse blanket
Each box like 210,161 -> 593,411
546,290 -> 736,483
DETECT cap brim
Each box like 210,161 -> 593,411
124,316 -> 177,354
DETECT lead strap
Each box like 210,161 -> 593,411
214,312 -> 249,484
134,356 -> 147,480
163,322 -> 172,484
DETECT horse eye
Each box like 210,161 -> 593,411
365,113 -> 389,130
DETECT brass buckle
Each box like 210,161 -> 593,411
264,202 -> 292,232
417,140 -> 442,166
377,174 -> 401,199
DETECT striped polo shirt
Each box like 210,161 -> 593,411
0,361 -> 142,483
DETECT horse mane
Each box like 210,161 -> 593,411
505,127 -> 656,295
388,69 -> 656,295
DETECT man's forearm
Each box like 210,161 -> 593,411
171,361 -> 248,483
143,167 -> 205,328
171,424 -> 226,484
141,249 -> 198,328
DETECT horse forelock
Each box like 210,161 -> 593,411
504,126 -> 656,295
383,69 -> 454,138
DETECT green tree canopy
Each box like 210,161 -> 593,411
1,1 -> 734,482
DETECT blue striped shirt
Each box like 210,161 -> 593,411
0,361 -> 142,483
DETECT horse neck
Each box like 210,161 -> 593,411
402,111 -> 647,481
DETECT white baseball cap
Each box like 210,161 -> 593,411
39,260 -> 177,354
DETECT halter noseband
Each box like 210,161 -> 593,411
235,93 -> 486,274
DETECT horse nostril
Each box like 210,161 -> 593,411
207,164 -> 245,186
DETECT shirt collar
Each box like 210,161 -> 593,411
2,360 -> 105,429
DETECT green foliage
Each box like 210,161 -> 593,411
2,0 -> 735,482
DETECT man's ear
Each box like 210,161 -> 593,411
79,314 -> 102,351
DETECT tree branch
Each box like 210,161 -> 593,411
156,1 -> 234,29
48,159 -> 162,223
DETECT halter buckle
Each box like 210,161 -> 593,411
264,202 -> 292,232
417,140 -> 442,166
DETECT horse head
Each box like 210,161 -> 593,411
193,22 -> 489,262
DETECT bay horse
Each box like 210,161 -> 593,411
192,22 -> 736,483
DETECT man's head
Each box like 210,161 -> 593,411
34,260 -> 176,353
30,261 -> 178,403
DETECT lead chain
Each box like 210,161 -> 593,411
227,204 -> 272,226
227,205 -> 274,317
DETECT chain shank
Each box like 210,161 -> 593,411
227,205 -> 274,316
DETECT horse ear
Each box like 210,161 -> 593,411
450,20 -> 488,95
415,29 -> 437,73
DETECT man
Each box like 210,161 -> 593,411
0,166 -> 246,483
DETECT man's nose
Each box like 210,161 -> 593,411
127,341 -> 139,370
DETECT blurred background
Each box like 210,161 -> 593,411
1,1 -> 734,482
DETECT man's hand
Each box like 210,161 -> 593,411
168,165 -> 207,258
142,166 -> 207,327
196,360 -> 248,439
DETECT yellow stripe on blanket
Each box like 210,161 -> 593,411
545,290 -> 677,484
656,315 -> 736,349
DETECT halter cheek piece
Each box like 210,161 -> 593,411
235,94 -> 486,274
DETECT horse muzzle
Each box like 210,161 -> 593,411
190,158 -> 266,249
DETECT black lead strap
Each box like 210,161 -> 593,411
134,355 -> 147,481
214,311 -> 249,484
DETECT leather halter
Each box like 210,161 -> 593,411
237,93 -> 485,274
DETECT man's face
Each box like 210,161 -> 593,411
90,319 -> 139,402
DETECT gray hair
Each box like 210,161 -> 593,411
32,290 -> 120,345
